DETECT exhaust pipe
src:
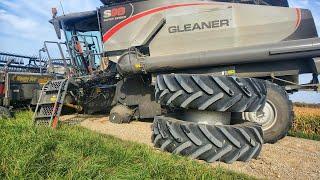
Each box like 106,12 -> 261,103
118,38 -> 320,74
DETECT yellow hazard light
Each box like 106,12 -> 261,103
227,70 -> 236,75
134,64 -> 142,69
50,96 -> 57,102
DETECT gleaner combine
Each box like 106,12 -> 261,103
33,0 -> 320,163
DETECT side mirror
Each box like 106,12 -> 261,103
53,19 -> 61,39
51,8 -> 61,39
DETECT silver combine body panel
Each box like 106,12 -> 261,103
100,0 -> 317,62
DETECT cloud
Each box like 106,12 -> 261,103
0,0 -> 101,42
58,0 -> 100,14
20,0 -> 54,18
290,91 -> 320,103
0,0 -> 102,56
0,9 -> 38,31
0,0 -> 20,9
289,0 -> 310,7
0,9 -> 42,40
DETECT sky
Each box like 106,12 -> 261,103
0,0 -> 320,103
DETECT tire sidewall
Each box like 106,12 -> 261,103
262,82 -> 292,143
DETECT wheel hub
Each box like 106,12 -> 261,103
244,101 -> 277,131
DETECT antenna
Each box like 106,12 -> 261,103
59,0 -> 65,15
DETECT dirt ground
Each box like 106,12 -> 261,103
63,115 -> 320,179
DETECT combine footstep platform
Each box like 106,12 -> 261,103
33,79 -> 69,128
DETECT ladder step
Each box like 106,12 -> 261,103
34,115 -> 52,118
37,102 -> 63,106
44,88 -> 60,92
33,78 -> 70,127
37,102 -> 55,105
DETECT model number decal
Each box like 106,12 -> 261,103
103,4 -> 134,22
168,19 -> 230,33
104,7 -> 126,18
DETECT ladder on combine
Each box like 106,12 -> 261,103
33,79 -> 69,128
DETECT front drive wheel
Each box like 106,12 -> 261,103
242,81 -> 293,143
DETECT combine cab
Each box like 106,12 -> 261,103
35,0 -> 320,163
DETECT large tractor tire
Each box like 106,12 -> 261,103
241,81 -> 293,143
155,74 -> 267,112
152,116 -> 263,163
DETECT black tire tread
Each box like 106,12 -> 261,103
152,116 -> 263,163
155,74 -> 267,112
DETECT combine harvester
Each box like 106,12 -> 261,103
33,0 -> 320,163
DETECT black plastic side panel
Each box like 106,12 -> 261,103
285,9 -> 318,41
115,75 -> 161,118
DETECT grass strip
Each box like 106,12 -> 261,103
0,111 -> 252,179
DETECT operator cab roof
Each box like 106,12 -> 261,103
50,0 -> 289,38
52,0 -> 289,32
50,10 -> 99,32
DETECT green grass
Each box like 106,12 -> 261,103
0,111 -> 252,179
288,131 -> 320,141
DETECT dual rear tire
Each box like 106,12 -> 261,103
110,73 -> 293,162
154,74 -> 293,144
152,74 -> 293,163
152,74 -> 267,163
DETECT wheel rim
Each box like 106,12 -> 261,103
244,100 -> 277,131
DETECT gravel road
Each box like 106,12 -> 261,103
66,115 -> 320,179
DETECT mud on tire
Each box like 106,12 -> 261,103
152,116 -> 263,163
155,74 -> 267,112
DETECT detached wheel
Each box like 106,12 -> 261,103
152,116 -> 263,163
155,74 -> 266,112
109,105 -> 133,124
242,81 -> 293,143
0,106 -> 12,119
